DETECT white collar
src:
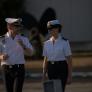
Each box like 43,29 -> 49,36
50,34 -> 61,42
5,32 -> 20,39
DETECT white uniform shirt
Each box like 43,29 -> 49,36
43,35 -> 72,61
0,32 -> 33,65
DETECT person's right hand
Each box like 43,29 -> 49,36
1,54 -> 9,61
42,73 -> 48,81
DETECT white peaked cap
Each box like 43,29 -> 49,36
5,18 -> 22,24
47,19 -> 61,26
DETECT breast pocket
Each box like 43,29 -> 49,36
46,46 -> 54,56
55,45 -> 64,56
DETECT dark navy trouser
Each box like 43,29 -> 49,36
2,64 -> 25,92
47,61 -> 68,92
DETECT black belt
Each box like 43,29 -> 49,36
48,60 -> 66,64
2,64 -> 24,68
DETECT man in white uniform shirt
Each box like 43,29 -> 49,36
0,18 -> 33,92
43,19 -> 72,92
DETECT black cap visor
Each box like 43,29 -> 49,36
47,24 -> 61,30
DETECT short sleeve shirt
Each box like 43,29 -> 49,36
43,35 -> 72,61
0,32 -> 33,65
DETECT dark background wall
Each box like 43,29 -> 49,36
0,0 -> 24,36
25,0 -> 92,42
0,0 -> 92,53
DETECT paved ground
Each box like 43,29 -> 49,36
0,56 -> 92,92
0,80 -> 92,92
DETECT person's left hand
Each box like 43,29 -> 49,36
17,39 -> 26,49
67,75 -> 72,84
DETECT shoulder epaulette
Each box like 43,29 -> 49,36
62,37 -> 68,41
21,34 -> 25,36
0,35 -> 5,44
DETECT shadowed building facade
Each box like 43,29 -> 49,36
24,0 -> 92,52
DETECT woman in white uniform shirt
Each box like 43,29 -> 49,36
0,18 -> 33,92
43,20 -> 72,92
